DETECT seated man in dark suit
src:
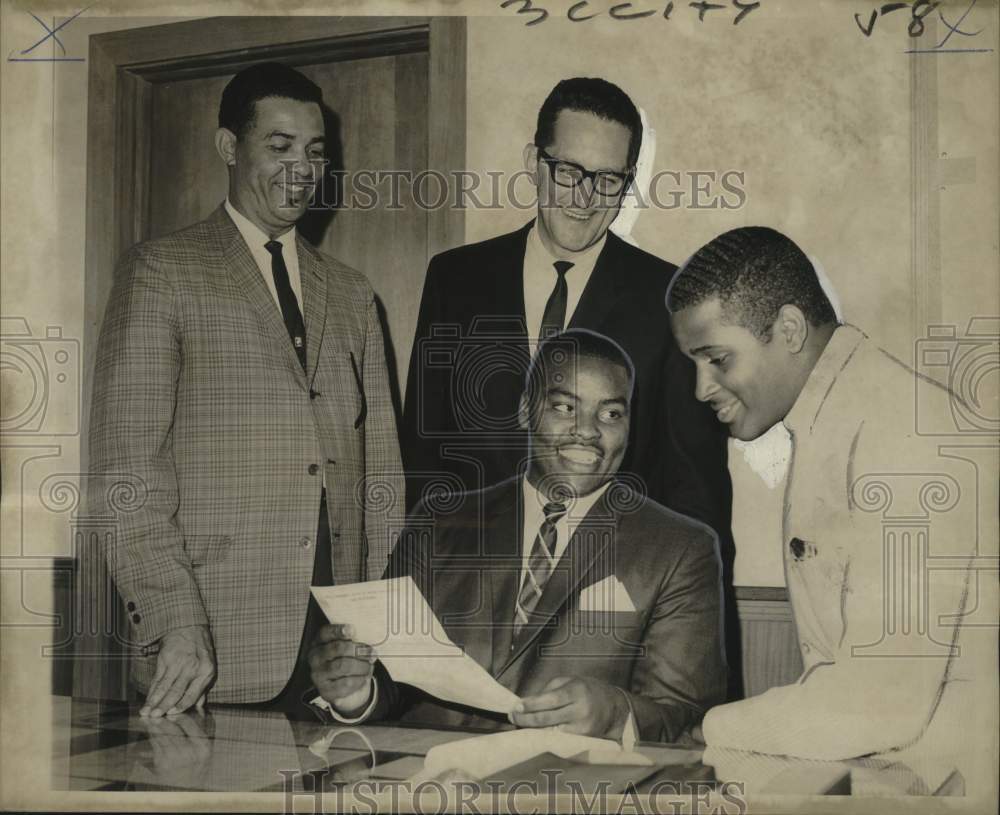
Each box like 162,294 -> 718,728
309,329 -> 727,741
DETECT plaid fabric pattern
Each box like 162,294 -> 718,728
89,205 -> 404,703
513,501 -> 567,634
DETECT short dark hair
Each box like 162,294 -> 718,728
524,329 -> 635,414
534,77 -> 643,168
218,62 -> 323,139
666,227 -> 837,340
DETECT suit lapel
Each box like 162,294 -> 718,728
216,206 -> 308,382
478,222 -> 532,343
485,480 -> 525,674
468,224 -> 533,468
568,233 -> 630,331
297,237 -> 328,384
496,484 -> 619,678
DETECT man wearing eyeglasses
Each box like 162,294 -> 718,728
402,77 -> 732,583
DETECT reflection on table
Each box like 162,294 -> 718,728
50,695 -> 964,798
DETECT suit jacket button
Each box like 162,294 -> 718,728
299,537 -> 313,549
131,613 -> 141,624
308,463 -> 319,476
126,601 -> 136,612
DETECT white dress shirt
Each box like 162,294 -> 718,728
520,477 -> 611,584
224,199 -> 303,313
522,225 -> 607,354
311,684 -> 378,724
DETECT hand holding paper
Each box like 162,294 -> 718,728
511,675 -> 631,739
307,623 -> 376,713
311,577 -> 521,714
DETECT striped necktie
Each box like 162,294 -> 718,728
514,500 -> 568,635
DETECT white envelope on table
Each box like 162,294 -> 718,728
577,575 -> 636,612
419,728 -> 652,781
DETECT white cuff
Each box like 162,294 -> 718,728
309,678 -> 378,724
612,685 -> 639,748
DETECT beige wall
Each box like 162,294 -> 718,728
1,15 -> 188,570
463,10 -> 998,585
1,13 -> 191,799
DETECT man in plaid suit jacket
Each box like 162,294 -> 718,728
89,63 -> 403,716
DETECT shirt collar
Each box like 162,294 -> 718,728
525,221 -> 608,276
521,475 -> 611,525
224,198 -> 297,252
783,324 -> 863,436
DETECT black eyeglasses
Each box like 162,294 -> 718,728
536,147 -> 634,197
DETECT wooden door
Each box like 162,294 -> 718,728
78,16 -> 466,700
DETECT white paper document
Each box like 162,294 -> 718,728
311,577 -> 521,714
421,729 -> 653,780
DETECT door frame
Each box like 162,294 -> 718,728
77,15 -> 466,699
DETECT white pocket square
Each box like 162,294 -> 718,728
578,575 -> 636,612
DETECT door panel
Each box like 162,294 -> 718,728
149,73 -> 231,237
302,54 -> 429,391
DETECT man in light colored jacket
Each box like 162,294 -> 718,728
667,226 -> 990,764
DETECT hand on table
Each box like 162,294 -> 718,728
308,623 -> 376,714
509,676 -> 629,738
141,624 -> 216,717
137,708 -> 212,778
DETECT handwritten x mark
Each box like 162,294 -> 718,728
936,0 -> 984,49
20,6 -> 92,56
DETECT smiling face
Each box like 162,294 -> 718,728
525,109 -> 632,258
671,298 -> 803,441
219,96 -> 325,237
522,353 -> 631,499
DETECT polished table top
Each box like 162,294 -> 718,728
50,696 -> 964,799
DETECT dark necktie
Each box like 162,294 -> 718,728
514,500 -> 568,635
264,240 -> 307,372
539,260 -> 574,339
